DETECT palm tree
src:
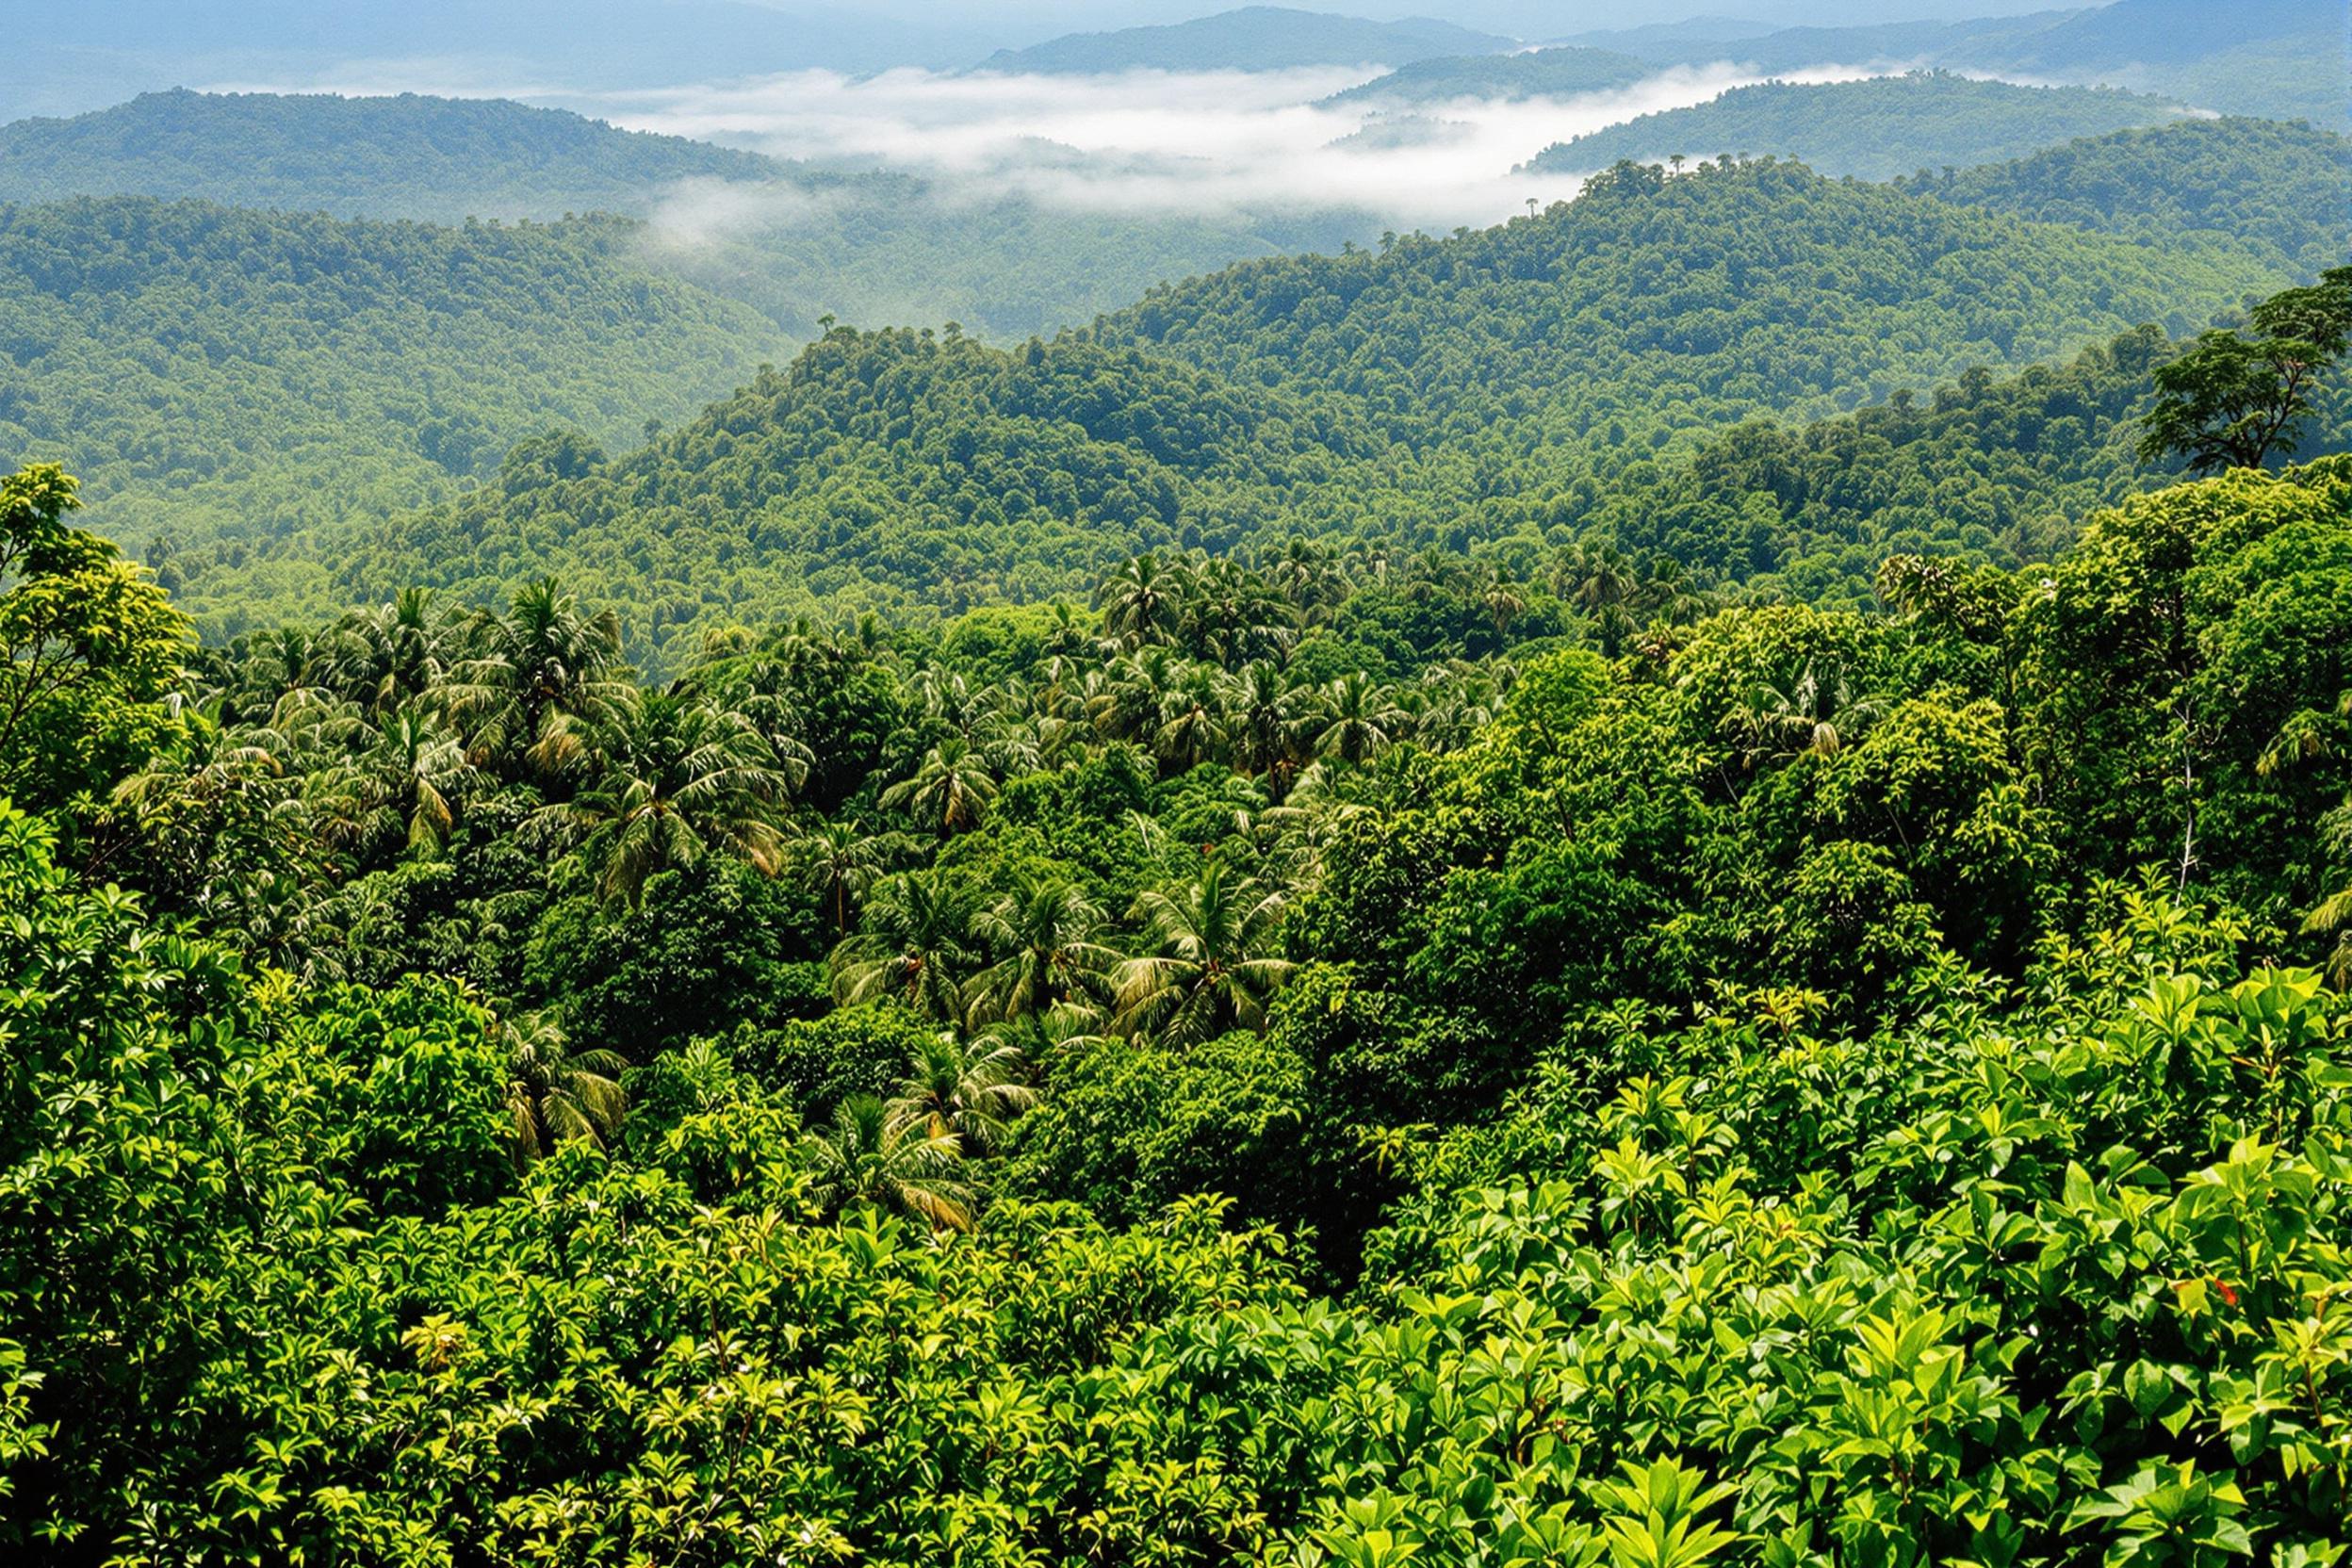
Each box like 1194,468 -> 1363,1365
1310,672 -> 1406,767
1112,857 -> 1297,1046
830,872 -> 974,1021
1153,664 -> 1233,775
795,819 -> 893,933
799,1093 -> 976,1231
321,587 -> 458,717
554,692 -> 795,906
1731,660 -> 1886,768
445,577 -> 632,777
501,1015 -> 628,1168
881,735 -> 998,837
319,704 -> 482,857
1097,552 -> 1186,646
963,880 -> 1119,1026
885,1033 -> 1038,1156
1231,660 -> 1304,789
1086,646 -> 1179,746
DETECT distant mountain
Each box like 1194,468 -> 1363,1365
970,7 -> 1512,74
1527,74 -> 2188,184
1,0 -> 1001,121
1576,0 -> 2344,127
1322,45 -> 1655,107
0,90 -> 779,221
2010,0 -> 2343,70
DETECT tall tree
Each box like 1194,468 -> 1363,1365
799,1093 -> 976,1231
1112,857 -> 1297,1046
2139,268 -> 2352,473
554,692 -> 795,906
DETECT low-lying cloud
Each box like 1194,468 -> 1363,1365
556,59 -> 1877,234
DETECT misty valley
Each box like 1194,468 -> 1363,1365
2,0 -> 2350,1562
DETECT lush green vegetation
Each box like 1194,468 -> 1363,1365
1578,0 -> 2344,125
1323,45 -> 1653,107
1525,75 -> 2189,184
970,6 -> 1508,74
6,395 -> 2352,1557
120,146 -> 2312,669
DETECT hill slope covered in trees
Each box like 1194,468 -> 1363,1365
0,198 -> 796,628
0,89 -> 776,220
135,150 -> 2309,668
1525,74 -> 2189,183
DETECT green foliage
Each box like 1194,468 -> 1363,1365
1324,45 -> 1654,107
2139,268 -> 2352,473
1528,73 -> 2191,184
0,464 -> 188,810
1926,118 -> 2352,275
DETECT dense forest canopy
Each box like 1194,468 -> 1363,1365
1564,0 -> 2345,126
5,25 -> 2352,1566
0,197 -> 798,628
60,121 -> 2331,669
1525,74 -> 2189,184
5,423 -> 2352,1559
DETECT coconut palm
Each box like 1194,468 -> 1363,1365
881,735 -> 999,838
1230,661 -> 1304,788
799,1093 -> 976,1232
501,1015 -> 628,1168
1112,857 -> 1297,1046
324,704 -> 482,857
963,880 -> 1119,1026
320,587 -> 458,717
885,1033 -> 1038,1155
444,577 -> 633,776
796,819 -> 894,933
553,692 -> 795,906
1153,664 -> 1233,775
1310,672 -> 1406,767
1096,551 -> 1187,646
830,872 -> 974,1021
1731,660 -> 1886,768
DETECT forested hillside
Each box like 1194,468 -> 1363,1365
1920,117 -> 2352,275
0,90 -> 776,220
1322,44 -> 1654,107
1526,74 -> 2187,183
137,150 -> 2307,668
1584,0 -> 2345,127
6,2 -> 2352,1549
1092,156 -> 2287,449
0,198 -> 795,627
6,422 -> 2351,1559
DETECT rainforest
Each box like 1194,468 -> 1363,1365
2,2 -> 2349,1563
